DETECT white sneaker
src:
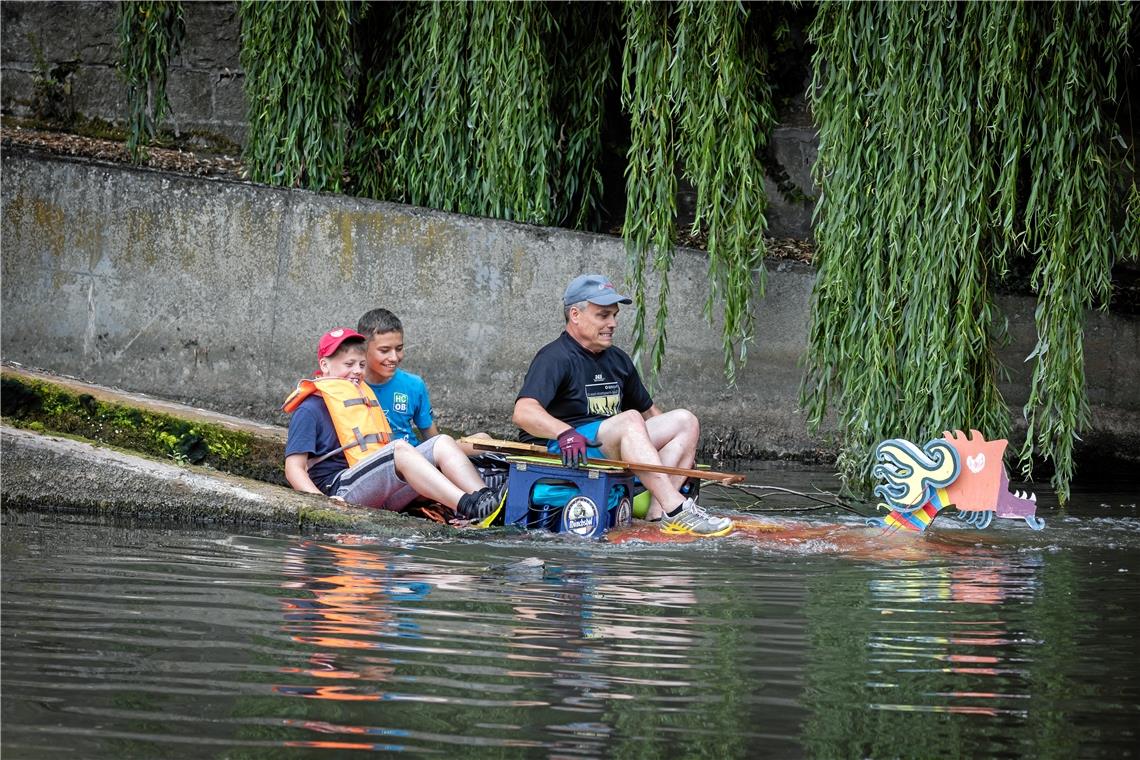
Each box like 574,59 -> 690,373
661,498 -> 734,536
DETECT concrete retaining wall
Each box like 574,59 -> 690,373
3,148 -> 1139,460
0,424 -> 451,535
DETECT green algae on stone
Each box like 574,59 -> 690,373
1,373 -> 285,486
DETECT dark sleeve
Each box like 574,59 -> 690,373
516,346 -> 565,407
285,404 -> 320,458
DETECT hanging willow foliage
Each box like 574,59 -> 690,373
468,2 -> 556,223
357,1 -> 472,209
351,0 -> 588,225
239,0 -> 356,192
1017,2 -> 1138,499
622,1 -> 677,374
622,0 -> 772,381
118,0 -> 184,162
804,1 -> 1137,501
674,1 -> 773,382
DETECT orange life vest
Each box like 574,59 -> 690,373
282,377 -> 392,468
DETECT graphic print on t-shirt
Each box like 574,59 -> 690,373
586,380 -> 621,417
391,391 -> 409,414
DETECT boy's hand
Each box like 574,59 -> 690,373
329,495 -> 347,506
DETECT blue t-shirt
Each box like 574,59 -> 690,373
367,369 -> 434,446
284,395 -> 347,494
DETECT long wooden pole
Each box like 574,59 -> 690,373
459,436 -> 746,484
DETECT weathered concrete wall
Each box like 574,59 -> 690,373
3,148 -> 1139,460
1,1 -> 245,146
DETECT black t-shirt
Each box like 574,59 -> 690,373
516,331 -> 654,444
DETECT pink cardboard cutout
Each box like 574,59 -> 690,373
941,429 -> 1006,512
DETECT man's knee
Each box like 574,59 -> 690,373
674,408 -> 699,436
650,408 -> 699,435
602,409 -> 648,438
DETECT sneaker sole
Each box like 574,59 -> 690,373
661,520 -> 735,538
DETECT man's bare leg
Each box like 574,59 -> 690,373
598,410 -> 686,520
646,408 -> 699,471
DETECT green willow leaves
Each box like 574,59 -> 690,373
804,1 -> 1137,501
239,0 -> 356,191
117,1 -> 184,161
623,0 -> 772,381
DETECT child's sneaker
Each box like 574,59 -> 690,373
458,484 -> 508,523
661,498 -> 733,536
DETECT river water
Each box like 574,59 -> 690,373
3,465 -> 1138,758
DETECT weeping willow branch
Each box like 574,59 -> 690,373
621,0 -> 773,382
804,1 -> 1136,502
468,3 -> 556,223
1017,2 -> 1136,502
352,2 -> 569,226
622,1 -> 676,376
118,0 -> 184,162
674,1 -> 772,383
239,0 -> 356,192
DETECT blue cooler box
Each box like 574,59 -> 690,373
504,458 -> 636,538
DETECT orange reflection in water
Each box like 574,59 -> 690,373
606,514 -> 986,560
276,541 -> 409,702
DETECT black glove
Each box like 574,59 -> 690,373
556,428 -> 589,468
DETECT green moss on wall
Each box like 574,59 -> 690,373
1,373 -> 286,486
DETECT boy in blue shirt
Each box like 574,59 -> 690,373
356,308 -> 438,447
357,308 -> 493,461
283,328 -> 501,520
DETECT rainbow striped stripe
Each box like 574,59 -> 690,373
882,488 -> 950,532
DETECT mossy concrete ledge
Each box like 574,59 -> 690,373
0,425 -> 455,537
2,363 -> 289,484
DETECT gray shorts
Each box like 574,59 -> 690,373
331,436 -> 441,511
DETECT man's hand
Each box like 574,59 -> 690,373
556,428 -> 589,468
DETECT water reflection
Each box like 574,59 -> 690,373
3,495 -> 1139,758
798,550 -> 1116,759
267,536 -> 767,755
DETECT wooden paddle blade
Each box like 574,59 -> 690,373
458,436 -> 746,485
460,437 -> 547,455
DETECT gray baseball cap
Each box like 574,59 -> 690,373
563,274 -> 633,307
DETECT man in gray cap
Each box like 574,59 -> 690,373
512,273 -> 732,536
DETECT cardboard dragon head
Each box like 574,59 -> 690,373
871,430 -> 1044,532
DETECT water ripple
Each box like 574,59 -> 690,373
5,502 -> 1140,758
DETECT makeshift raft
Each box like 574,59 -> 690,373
460,437 -> 733,538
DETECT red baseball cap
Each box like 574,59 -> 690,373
317,327 -> 365,360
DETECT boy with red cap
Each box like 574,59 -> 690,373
283,328 -> 502,521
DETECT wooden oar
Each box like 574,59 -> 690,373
459,436 -> 746,485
